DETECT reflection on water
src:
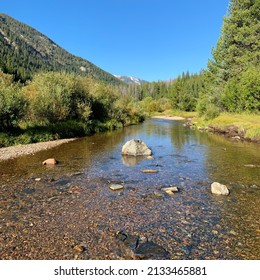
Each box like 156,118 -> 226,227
0,119 -> 259,260
122,155 -> 148,166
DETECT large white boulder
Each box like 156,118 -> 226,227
122,139 -> 152,156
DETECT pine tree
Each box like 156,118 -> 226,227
201,0 -> 260,114
213,0 -> 260,81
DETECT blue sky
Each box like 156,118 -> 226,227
1,0 -> 230,81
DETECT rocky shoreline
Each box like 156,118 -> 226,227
196,124 -> 259,143
0,138 -> 77,161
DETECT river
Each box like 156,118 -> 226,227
0,119 -> 259,259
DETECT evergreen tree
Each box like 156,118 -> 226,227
201,0 -> 260,115
213,0 -> 260,81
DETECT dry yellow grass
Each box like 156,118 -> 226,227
194,113 -> 260,140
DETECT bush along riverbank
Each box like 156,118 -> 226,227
0,71 -> 145,148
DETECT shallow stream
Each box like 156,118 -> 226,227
0,119 -> 259,259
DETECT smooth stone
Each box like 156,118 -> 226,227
152,192 -> 164,197
211,182 -> 229,195
42,158 -> 58,165
141,169 -> 158,173
109,184 -> 124,191
161,186 -> 179,194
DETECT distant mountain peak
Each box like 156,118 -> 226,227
114,75 -> 147,85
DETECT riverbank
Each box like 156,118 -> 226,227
193,113 -> 260,143
0,138 -> 77,161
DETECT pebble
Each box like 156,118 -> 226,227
109,184 -> 124,191
152,192 -> 164,197
73,245 -> 86,253
161,186 -> 179,194
141,170 -> 158,173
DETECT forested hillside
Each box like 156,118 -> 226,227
0,13 -> 122,84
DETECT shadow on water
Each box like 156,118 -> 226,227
0,119 -> 259,259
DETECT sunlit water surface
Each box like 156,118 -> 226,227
1,119 -> 259,259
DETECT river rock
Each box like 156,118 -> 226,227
42,158 -> 58,165
211,182 -> 229,195
116,231 -> 170,260
109,184 -> 124,191
122,139 -> 152,156
73,244 -> 86,253
141,169 -> 158,173
161,186 -> 179,194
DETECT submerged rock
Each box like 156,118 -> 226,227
134,241 -> 170,259
122,139 -> 152,156
116,231 -> 170,260
161,186 -> 179,194
211,182 -> 229,195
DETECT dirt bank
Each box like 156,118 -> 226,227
197,124 -> 260,143
0,138 -> 77,161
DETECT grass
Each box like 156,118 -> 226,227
194,113 -> 260,141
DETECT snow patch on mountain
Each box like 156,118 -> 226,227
114,75 -> 146,85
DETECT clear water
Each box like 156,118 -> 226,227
1,119 -> 259,259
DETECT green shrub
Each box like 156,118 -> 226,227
0,132 -> 14,147
197,96 -> 220,120
221,67 -> 260,113
0,72 -> 27,130
50,120 -> 90,138
24,72 -> 93,124
14,133 -> 33,145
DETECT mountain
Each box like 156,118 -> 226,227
114,75 -> 147,85
0,13 -> 122,84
